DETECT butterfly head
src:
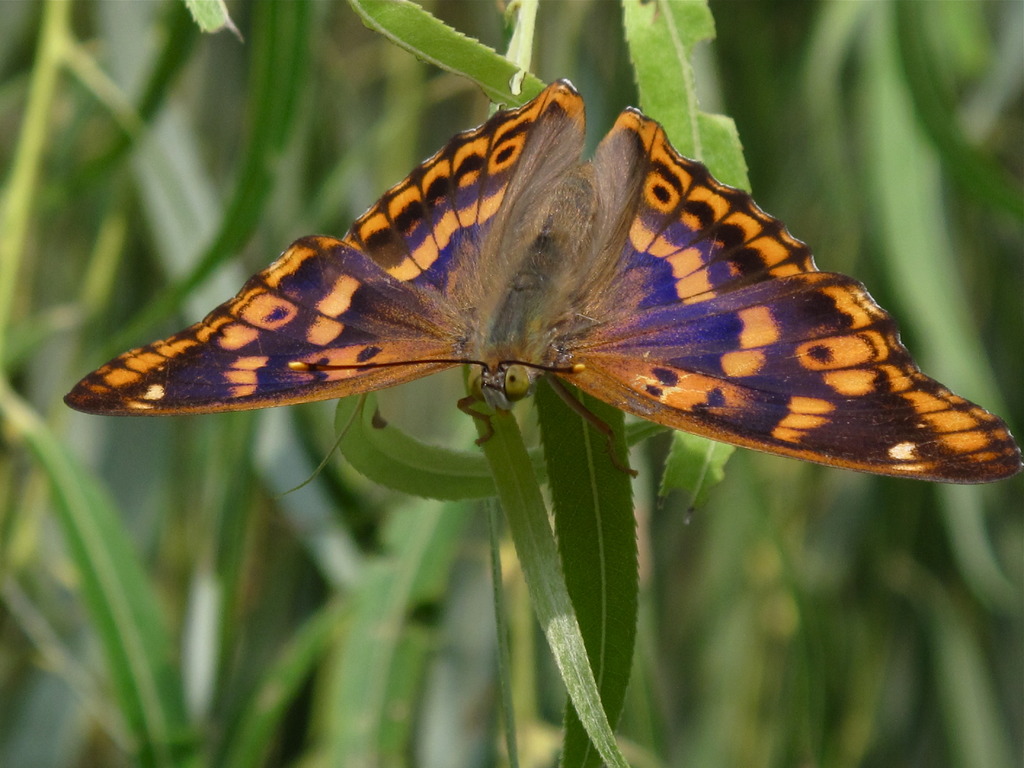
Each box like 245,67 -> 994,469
472,362 -> 536,411
471,361 -> 586,411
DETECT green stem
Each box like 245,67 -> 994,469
0,0 -> 71,365
505,0 -> 539,94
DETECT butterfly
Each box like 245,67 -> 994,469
66,80 -> 1021,483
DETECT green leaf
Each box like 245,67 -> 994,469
324,501 -> 468,764
625,419 -> 669,447
0,0 -> 69,362
927,592 -> 1014,768
536,381 -> 637,768
182,0 -> 241,39
348,0 -> 547,105
474,408 -> 631,768
219,603 -> 344,768
60,4 -> 198,206
622,0 -> 749,189
893,2 -> 1023,220
660,431 -> 736,509
334,393 -> 544,500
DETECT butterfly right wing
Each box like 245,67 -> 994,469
563,107 -> 1020,482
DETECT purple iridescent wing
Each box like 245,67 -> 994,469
565,108 -> 1020,482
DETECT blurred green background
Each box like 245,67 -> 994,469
0,1 -> 1020,766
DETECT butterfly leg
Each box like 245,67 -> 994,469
547,377 -> 637,477
458,395 -> 494,445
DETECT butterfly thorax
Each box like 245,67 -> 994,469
464,167 -> 601,407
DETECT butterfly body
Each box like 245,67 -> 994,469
66,80 -> 1021,483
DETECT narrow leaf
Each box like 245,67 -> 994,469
622,0 -> 749,188
927,590 -> 1014,768
334,393 -> 544,500
893,2 -> 1023,220
349,0 -> 546,105
220,603 -> 344,768
536,381 -> 637,768
660,432 -> 735,509
182,0 -> 241,39
475,408 -> 631,768
324,501 -> 468,764
2,385 -> 195,768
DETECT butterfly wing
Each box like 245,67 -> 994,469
65,236 -> 461,414
342,80 -> 584,296
566,108 -> 1021,482
66,81 -> 586,415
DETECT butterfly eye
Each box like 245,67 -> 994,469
503,364 -> 532,402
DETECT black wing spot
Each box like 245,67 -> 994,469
366,228 -> 397,252
651,161 -> 683,194
264,305 -> 290,323
652,367 -> 679,386
543,101 -> 568,120
707,387 -> 726,408
729,248 -> 767,276
424,176 -> 449,206
493,144 -> 516,167
801,290 -> 855,331
455,153 -> 485,178
356,345 -> 382,363
393,200 -> 425,234
806,344 -> 833,364
714,223 -> 746,250
682,199 -> 715,228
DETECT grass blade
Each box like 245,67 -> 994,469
1,383 -> 194,768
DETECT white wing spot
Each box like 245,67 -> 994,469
144,384 -> 166,401
888,441 -> 917,460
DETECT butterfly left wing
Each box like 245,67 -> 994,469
65,236 -> 461,414
565,108 -> 1021,483
67,81 -> 587,416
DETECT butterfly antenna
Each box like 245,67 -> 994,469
521,362 -> 587,375
289,358 -> 488,372
276,393 -> 367,497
